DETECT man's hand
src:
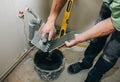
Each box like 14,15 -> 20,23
41,21 -> 55,41
41,0 -> 67,41
64,34 -> 81,47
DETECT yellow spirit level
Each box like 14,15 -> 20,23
59,0 -> 74,37
59,0 -> 88,48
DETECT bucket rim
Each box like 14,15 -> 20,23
34,58 -> 65,72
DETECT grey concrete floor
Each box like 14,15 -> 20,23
3,46 -> 120,82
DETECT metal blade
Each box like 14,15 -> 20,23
48,31 -> 75,52
31,23 -> 50,52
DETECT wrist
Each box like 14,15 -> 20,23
75,34 -> 86,43
45,16 -> 55,29
47,18 -> 55,26
79,33 -> 89,42
47,15 -> 56,24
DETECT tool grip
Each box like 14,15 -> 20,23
42,33 -> 49,44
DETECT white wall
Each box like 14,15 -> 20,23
54,0 -> 102,32
0,0 -> 50,77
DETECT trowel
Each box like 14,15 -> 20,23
31,23 -> 75,52
31,23 -> 50,52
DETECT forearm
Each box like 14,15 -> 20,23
79,18 -> 115,42
48,0 -> 67,23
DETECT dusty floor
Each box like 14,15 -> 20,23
3,46 -> 120,82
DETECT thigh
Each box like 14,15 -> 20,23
103,31 -> 120,61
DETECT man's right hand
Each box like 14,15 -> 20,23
41,20 -> 55,41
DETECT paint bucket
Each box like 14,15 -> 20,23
34,49 -> 65,81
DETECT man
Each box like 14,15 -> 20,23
41,0 -> 120,82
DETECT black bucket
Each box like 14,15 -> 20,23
34,49 -> 65,81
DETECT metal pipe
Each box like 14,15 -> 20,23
0,46 -> 35,82
29,19 -> 42,41
26,7 -> 39,19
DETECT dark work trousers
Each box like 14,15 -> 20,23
83,2 -> 120,82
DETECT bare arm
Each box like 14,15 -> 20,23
48,0 -> 67,23
65,18 -> 115,47
41,0 -> 67,40
79,18 -> 115,41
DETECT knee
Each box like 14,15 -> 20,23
102,54 -> 118,64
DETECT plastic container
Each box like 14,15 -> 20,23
34,49 -> 65,81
